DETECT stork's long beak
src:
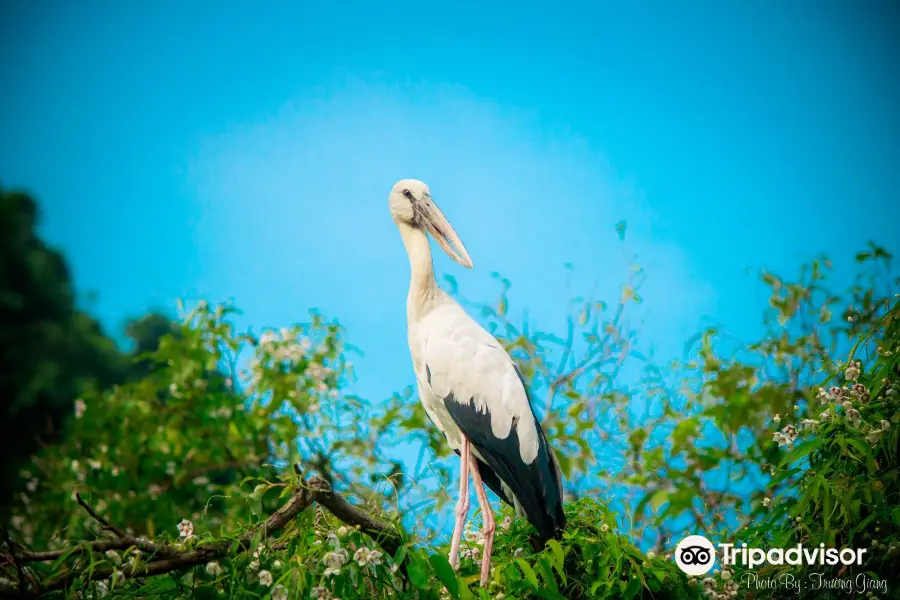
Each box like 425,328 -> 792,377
416,195 -> 474,268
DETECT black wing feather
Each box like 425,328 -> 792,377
440,381 -> 566,544
423,396 -> 514,507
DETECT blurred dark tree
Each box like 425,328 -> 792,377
0,186 -> 183,514
123,312 -> 182,377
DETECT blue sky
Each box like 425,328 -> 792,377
2,0 -> 898,529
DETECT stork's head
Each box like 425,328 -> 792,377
389,179 -> 474,268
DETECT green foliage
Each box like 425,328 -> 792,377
2,192 -> 898,599
711,293 -> 900,598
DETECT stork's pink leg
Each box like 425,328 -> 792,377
448,437 -> 470,570
468,455 -> 496,586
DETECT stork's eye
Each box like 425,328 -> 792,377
402,189 -> 413,199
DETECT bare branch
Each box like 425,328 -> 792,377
74,493 -> 124,537
310,479 -> 402,556
3,475 -> 405,598
1,524 -> 28,599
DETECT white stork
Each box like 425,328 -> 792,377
388,179 -> 566,586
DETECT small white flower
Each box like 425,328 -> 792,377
177,519 -> 194,538
272,560 -> 282,569
354,547 -> 382,567
323,565 -> 341,577
337,525 -> 349,536
781,425 -> 798,441
866,429 -> 883,446
96,580 -> 109,597
844,361 -> 861,382
248,559 -> 260,572
258,570 -> 273,587
272,585 -> 288,600
311,587 -> 329,599
762,497 -> 772,508
75,399 -> 87,418
26,478 -> 38,493
646,551 -> 656,560
881,420 -> 891,432
464,529 -> 484,544
801,419 -> 820,431
513,547 -> 524,557
499,516 -> 512,531
105,550 -> 122,565
772,432 -> 791,447
354,547 -> 369,566
600,523 -> 610,532
773,414 -> 781,424
845,408 -> 861,424
322,549 -> 347,577
368,549 -> 383,566
206,561 -> 224,576
326,533 -> 341,548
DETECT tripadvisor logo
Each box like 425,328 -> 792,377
675,535 -> 716,576
674,534 -> 868,575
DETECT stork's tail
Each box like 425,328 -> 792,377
518,430 -> 566,546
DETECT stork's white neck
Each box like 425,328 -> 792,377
397,221 -> 440,316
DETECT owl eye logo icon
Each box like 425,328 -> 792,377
675,535 -> 716,576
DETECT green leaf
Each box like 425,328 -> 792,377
622,575 -> 643,599
845,438 -> 878,474
428,553 -> 459,598
545,539 -> 565,570
407,556 -> 428,589
649,489 -> 668,513
778,438 -> 822,468
516,558 -> 540,588
50,544 -> 83,573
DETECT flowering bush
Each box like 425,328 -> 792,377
1,238 -> 897,599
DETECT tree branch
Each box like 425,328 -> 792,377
2,474 -> 404,598
1,524 -> 28,599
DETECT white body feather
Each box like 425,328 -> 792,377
407,290 -> 541,466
